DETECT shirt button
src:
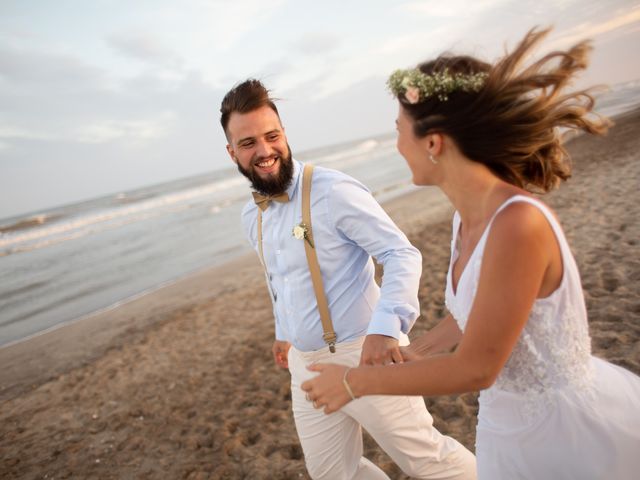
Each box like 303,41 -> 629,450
284,277 -> 288,282
276,249 -> 281,255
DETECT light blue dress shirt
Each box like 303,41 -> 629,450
241,160 -> 422,352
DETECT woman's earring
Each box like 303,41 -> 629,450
429,154 -> 438,164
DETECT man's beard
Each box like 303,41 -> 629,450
236,145 -> 294,196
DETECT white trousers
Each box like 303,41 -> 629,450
288,336 -> 477,480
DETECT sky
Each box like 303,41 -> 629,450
1,0 -> 639,219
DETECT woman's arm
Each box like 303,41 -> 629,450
303,202 -> 558,413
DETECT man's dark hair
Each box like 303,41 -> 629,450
220,79 -> 280,138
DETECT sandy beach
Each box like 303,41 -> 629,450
1,108 -> 639,479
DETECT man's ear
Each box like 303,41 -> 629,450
226,144 -> 237,163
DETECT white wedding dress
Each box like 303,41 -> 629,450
445,195 -> 640,480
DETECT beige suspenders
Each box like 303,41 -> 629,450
256,164 -> 337,353
301,165 -> 337,352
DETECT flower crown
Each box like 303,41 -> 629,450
386,68 -> 488,104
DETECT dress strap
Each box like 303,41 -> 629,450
492,195 -> 570,253
489,195 -> 577,291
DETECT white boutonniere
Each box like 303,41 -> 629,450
292,222 -> 314,248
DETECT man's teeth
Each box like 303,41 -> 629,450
256,158 -> 277,168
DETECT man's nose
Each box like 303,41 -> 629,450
255,139 -> 273,157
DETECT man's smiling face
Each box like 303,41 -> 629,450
226,105 -> 293,195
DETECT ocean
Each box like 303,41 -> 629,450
1,81 -> 639,347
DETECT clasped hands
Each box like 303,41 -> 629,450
301,334 -> 420,414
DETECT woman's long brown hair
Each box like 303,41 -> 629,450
399,27 -> 610,192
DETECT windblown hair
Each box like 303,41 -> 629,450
220,78 -> 280,137
397,27 -> 610,192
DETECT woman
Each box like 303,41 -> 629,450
301,28 -> 640,479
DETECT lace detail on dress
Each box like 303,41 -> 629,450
450,277 -> 595,419
492,296 -> 594,418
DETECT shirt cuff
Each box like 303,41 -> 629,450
366,312 -> 403,339
367,304 -> 418,339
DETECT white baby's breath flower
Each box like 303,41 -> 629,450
386,68 -> 488,103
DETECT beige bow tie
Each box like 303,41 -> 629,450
252,191 -> 290,211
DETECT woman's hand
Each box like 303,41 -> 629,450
301,363 -> 353,414
399,344 -> 423,362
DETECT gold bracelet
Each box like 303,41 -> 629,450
343,367 -> 357,400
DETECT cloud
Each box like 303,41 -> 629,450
0,113 -> 176,147
75,112 -> 176,145
0,125 -> 58,142
0,45 -> 105,87
377,26 -> 449,57
279,75 -> 397,152
402,0 -> 511,17
107,31 -> 184,68
299,22 -> 462,101
293,32 -> 342,55
252,59 -> 295,88
548,5 -> 640,48
139,0 -> 288,56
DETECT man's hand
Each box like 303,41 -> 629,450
360,334 -> 402,366
272,340 -> 291,369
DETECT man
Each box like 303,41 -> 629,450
220,79 -> 476,479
